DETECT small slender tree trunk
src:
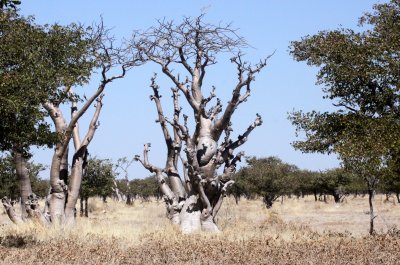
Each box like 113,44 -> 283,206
332,190 -> 341,204
366,175 -> 378,236
80,197 -> 84,217
368,188 -> 375,235
234,194 -> 240,205
396,192 -> 400,204
84,197 -> 88,217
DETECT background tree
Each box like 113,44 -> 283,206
318,168 -> 350,203
80,157 -> 114,217
132,14 -> 268,233
130,176 -> 160,202
114,157 -> 135,205
0,153 -> 48,223
0,0 -> 20,9
233,156 -> 298,208
0,154 -> 49,200
289,0 -> 400,234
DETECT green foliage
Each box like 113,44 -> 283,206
80,157 -> 115,199
0,153 -> 48,199
289,0 -> 400,186
232,157 -> 300,207
0,10 -> 96,154
0,0 -> 20,10
130,176 -> 159,200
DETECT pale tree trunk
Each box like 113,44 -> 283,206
13,148 -> 32,221
112,179 -> 123,202
2,150 -> 50,225
65,95 -> 103,226
1,197 -> 23,224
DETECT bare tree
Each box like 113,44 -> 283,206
114,157 -> 135,205
132,15 -> 268,233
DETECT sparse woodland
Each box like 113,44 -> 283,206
1,0 -> 400,264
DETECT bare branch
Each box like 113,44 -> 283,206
212,180 -> 234,219
212,54 -> 269,140
150,74 -> 173,146
226,113 -> 263,151
179,155 -> 191,192
1,197 -> 23,224
198,179 -> 212,218
134,143 -> 177,203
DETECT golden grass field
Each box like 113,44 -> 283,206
1,195 -> 400,264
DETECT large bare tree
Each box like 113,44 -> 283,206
132,15 -> 267,233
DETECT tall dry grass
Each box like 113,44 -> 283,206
1,195 -> 399,264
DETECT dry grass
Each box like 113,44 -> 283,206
1,196 -> 400,264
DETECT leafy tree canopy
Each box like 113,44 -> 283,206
289,0 -> 400,176
0,10 -> 97,154
80,157 -> 115,199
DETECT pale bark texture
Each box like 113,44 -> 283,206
13,148 -> 32,221
133,15 -> 267,233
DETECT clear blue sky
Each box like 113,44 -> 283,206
19,1 -> 383,179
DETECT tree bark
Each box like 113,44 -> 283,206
13,149 -> 32,221
368,188 -> 375,235
1,197 -> 23,224
85,197 -> 88,217
80,196 -> 84,217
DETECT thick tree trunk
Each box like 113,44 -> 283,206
13,149 -> 32,220
65,155 -> 84,225
179,195 -> 202,233
49,153 -> 67,225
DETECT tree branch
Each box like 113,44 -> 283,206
212,54 -> 269,140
